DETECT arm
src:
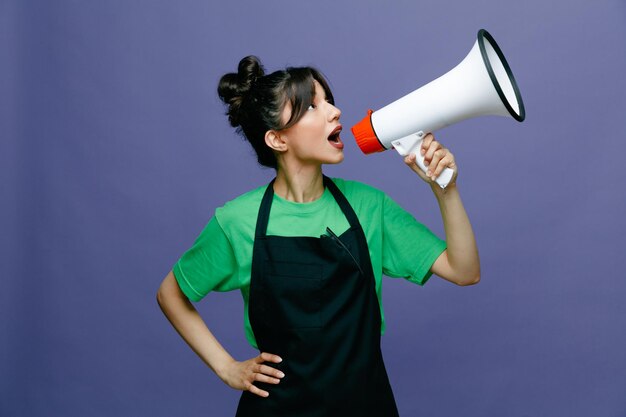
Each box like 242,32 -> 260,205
157,271 -> 284,397
429,184 -> 480,286
404,133 -> 480,286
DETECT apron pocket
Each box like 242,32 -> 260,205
262,261 -> 323,329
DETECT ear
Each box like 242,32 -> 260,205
265,130 -> 288,152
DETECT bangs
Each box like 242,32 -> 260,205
278,67 -> 334,130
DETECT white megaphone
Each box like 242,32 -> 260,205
351,29 -> 525,188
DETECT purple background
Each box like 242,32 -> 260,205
2,1 -> 626,416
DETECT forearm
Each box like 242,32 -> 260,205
432,183 -> 480,283
157,272 -> 235,379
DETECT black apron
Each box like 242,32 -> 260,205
235,176 -> 399,417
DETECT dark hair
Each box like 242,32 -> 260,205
217,56 -> 334,169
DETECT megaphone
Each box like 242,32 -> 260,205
351,29 -> 525,188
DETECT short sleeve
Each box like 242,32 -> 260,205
173,216 -> 239,301
381,194 -> 447,285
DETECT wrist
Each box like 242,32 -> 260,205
431,181 -> 458,199
214,356 -> 236,380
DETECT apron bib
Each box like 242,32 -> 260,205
235,176 -> 399,417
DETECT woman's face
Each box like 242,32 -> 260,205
277,80 -> 344,167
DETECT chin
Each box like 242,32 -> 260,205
326,153 -> 344,165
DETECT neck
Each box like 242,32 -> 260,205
273,164 -> 324,203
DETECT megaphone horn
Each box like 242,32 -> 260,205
351,29 -> 525,188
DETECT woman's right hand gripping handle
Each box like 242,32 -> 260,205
156,271 -> 285,398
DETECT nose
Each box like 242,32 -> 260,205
328,102 -> 341,121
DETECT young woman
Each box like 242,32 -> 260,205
157,56 -> 480,416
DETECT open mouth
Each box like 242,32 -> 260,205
328,126 -> 343,148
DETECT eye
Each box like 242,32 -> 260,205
307,103 -> 317,111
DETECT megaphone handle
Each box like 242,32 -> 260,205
391,132 -> 454,189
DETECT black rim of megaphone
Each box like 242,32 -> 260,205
477,29 -> 525,122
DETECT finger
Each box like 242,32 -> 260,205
427,148 -> 447,176
420,133 -> 434,155
247,383 -> 270,398
259,352 -> 283,363
432,153 -> 456,177
254,372 -> 281,385
403,153 -> 431,182
258,364 -> 285,379
423,140 -> 442,166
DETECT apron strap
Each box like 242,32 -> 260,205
323,176 -> 375,279
255,178 -> 277,239
322,176 -> 362,230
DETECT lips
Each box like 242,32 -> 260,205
328,125 -> 344,149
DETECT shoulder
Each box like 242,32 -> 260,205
215,183 -> 267,230
330,177 -> 386,202
329,177 -> 386,215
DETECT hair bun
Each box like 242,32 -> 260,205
218,56 -> 265,127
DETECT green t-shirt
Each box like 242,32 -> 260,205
173,178 -> 446,349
